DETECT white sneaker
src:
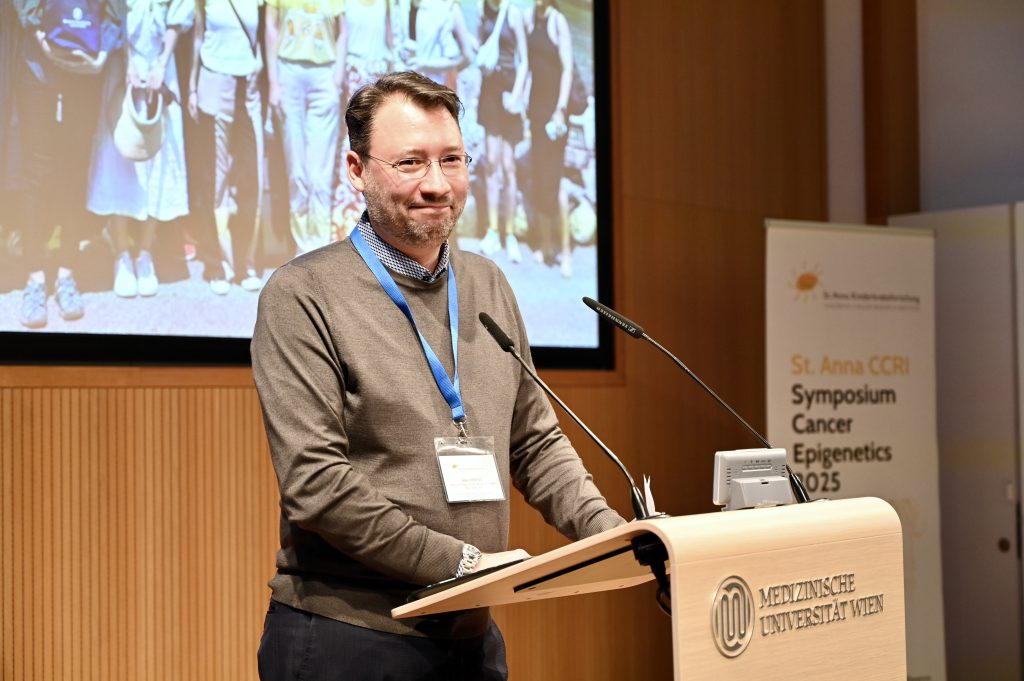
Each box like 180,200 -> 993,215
135,250 -> 158,297
479,229 -> 501,256
114,251 -> 137,298
506,234 -> 522,263
241,269 -> 262,292
210,278 -> 230,295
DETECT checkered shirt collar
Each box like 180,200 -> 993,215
355,213 -> 450,283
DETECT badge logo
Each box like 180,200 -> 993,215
711,575 -> 754,658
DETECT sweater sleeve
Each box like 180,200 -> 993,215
497,275 -> 627,539
252,263 -> 465,586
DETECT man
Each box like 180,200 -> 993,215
252,71 -> 624,680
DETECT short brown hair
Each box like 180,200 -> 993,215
345,72 -> 464,158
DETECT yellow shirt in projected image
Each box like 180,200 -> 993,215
268,0 -> 345,65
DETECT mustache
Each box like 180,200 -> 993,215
409,200 -> 452,208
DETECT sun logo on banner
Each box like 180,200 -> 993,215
789,263 -> 823,301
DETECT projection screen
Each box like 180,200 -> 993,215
0,0 -> 610,365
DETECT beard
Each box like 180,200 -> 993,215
362,173 -> 467,251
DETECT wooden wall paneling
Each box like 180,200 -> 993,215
1,389 -> 9,677
863,0 -> 920,223
1,390 -> 5,678
0,365 -> 256,389
0,387 -> 279,680
616,0 -> 825,218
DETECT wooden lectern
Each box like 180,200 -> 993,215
394,497 -> 906,680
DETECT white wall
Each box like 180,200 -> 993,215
825,0 -> 1024,216
917,0 -> 1024,211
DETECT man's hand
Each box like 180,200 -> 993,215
474,548 -> 531,573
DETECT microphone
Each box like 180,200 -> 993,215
479,312 -> 515,352
582,297 -> 811,504
586,298 -> 645,338
478,312 -> 650,520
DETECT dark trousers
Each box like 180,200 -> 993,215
14,58 -> 101,275
257,600 -> 508,681
526,119 -> 568,264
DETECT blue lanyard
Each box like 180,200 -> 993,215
350,228 -> 466,426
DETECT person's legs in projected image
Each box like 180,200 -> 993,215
479,131 -> 522,263
16,62 -> 99,329
109,217 -> 159,298
476,0 -> 526,264
278,59 -> 339,256
230,72 -> 265,292
192,70 -> 263,295
191,105 -> 231,295
302,64 -> 340,255
526,115 -> 568,274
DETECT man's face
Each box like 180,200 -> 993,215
347,96 -> 469,253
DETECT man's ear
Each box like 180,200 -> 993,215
346,149 -> 366,193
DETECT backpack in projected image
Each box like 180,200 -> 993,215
42,0 -> 101,57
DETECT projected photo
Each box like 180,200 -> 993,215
0,0 -> 601,350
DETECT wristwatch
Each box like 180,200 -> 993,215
456,543 -> 482,578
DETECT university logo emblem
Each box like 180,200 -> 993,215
711,575 -> 754,658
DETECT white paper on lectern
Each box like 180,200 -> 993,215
643,475 -> 657,514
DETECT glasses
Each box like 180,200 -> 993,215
365,153 -> 473,178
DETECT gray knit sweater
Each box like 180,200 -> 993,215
251,235 -> 625,638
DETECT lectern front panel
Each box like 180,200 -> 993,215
662,498 -> 905,680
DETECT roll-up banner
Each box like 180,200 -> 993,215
765,220 -> 945,681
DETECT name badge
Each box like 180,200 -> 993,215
435,436 -> 505,503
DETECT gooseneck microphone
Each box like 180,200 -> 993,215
582,297 -> 811,504
479,312 -> 650,520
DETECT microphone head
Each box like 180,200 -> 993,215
479,312 -> 515,352
582,297 -> 645,338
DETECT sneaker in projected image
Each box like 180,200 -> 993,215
20,280 -> 47,329
479,229 -> 500,256
135,250 -> 158,297
54,276 -> 84,321
114,251 -> 137,298
210,260 -> 231,295
241,269 -> 262,292
506,234 -> 522,264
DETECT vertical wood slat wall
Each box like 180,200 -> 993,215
1,386 -> 279,680
863,0 -> 920,224
1,1 -> 828,678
